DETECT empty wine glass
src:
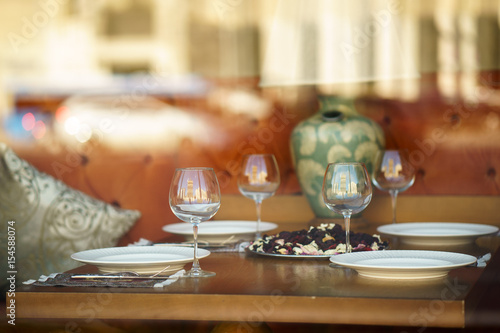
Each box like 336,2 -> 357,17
322,162 -> 372,253
237,154 -> 280,240
169,167 -> 221,277
372,149 -> 415,224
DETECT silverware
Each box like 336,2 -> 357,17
154,242 -> 226,248
154,240 -> 248,252
71,265 -> 173,280
71,274 -> 170,280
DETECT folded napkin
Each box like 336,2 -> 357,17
476,253 -> 491,268
154,270 -> 185,288
23,272 -> 61,285
128,238 -> 153,246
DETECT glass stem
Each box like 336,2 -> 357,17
343,212 -> 352,253
255,200 -> 262,240
191,222 -> 200,274
389,189 -> 398,224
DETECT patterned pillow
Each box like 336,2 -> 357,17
0,143 -> 141,291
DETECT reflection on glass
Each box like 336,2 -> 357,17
322,163 -> 372,253
372,150 -> 415,224
238,154 -> 280,240
169,167 -> 221,277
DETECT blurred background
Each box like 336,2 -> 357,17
0,0 -> 499,242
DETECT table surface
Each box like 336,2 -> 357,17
13,225 -> 500,329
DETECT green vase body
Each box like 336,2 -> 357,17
290,96 -> 385,218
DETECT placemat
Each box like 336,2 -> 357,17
24,270 -> 185,288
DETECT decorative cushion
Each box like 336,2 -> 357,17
0,143 -> 141,292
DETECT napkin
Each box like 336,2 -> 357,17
128,238 -> 153,246
476,253 -> 491,268
23,272 -> 61,285
154,269 -> 185,288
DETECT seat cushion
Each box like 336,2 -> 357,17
0,143 -> 141,292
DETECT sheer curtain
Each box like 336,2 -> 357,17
1,0 -> 499,104
258,0 -> 500,102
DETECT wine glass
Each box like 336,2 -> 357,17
169,167 -> 221,277
322,162 -> 372,253
372,149 -> 415,224
237,154 -> 280,240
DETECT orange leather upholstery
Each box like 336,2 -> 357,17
9,72 -> 500,245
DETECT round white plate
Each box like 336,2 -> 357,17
163,220 -> 278,243
71,246 -> 210,275
377,222 -> 499,246
330,250 -> 477,280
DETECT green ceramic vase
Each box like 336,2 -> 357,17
290,96 -> 385,218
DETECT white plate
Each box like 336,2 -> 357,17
377,222 -> 499,246
71,246 -> 210,275
163,220 -> 278,243
330,250 -> 477,280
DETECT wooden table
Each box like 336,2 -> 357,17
11,233 -> 500,332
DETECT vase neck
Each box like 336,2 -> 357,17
317,95 -> 358,116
